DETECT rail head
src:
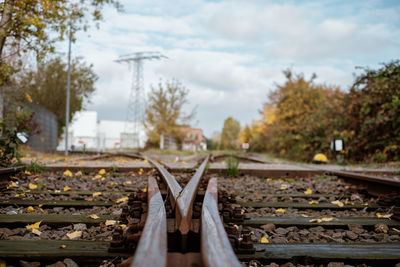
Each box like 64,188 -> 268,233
201,178 -> 241,267
176,155 -> 209,234
146,157 -> 182,207
131,176 -> 167,267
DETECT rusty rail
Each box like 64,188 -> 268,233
146,157 -> 182,208
176,155 -> 209,235
211,153 -> 270,164
201,178 -> 241,267
131,176 -> 167,267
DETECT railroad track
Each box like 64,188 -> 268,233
0,154 -> 399,266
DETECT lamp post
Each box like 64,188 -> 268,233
64,25 -> 72,156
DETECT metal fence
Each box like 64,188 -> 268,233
27,104 -> 58,152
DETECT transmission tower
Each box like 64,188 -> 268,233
116,51 -> 167,149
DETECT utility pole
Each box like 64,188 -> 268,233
64,26 -> 72,156
116,51 -> 166,149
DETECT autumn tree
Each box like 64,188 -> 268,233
14,56 -> 97,136
221,117 -> 240,150
144,80 -> 195,148
346,60 -> 400,162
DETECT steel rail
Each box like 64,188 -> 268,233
328,170 -> 400,188
131,176 -> 167,267
176,155 -> 209,235
211,153 -> 270,164
201,178 -> 241,267
146,157 -> 182,208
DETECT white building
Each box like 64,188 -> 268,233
57,111 -> 146,151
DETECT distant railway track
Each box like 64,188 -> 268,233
0,153 -> 399,266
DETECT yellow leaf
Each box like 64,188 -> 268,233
26,221 -> 42,229
63,186 -> 71,192
66,231 -> 82,239
109,182 -> 115,187
345,200 -> 353,205
125,181 -> 132,185
60,244 -> 67,249
25,171 -> 32,175
376,212 -> 393,219
89,214 -> 99,219
116,197 -> 128,203
11,176 -> 19,180
63,170 -> 73,177
300,214 -> 309,218
101,177 -> 105,181
54,190 -> 61,193
142,187 -> 147,193
105,220 -> 116,226
392,228 -> 400,233
39,208 -> 46,214
29,183 -> 38,190
304,189 -> 312,195
25,93 -> 33,103
331,200 -> 344,207
34,177 -> 39,181
92,192 -> 102,197
260,234 -> 269,243
98,169 -> 106,175
31,228 -> 41,236
276,208 -> 286,213
119,224 -> 127,229
27,206 -> 34,213
321,217 -> 334,222
8,181 -> 18,189
266,178 -> 272,182
38,204 -> 43,208
309,200 -> 319,204
309,219 -> 322,223
143,159 -> 148,163
15,194 -> 19,197
280,184 -> 288,190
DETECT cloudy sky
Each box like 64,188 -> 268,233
67,0 -> 400,137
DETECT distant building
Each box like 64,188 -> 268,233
182,128 -> 207,151
57,111 -> 146,151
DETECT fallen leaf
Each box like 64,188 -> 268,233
260,234 -> 269,243
142,187 -> 147,193
25,93 -> 33,103
26,221 -> 42,229
34,177 -> 39,181
7,181 -> 18,189
11,176 -> 19,180
309,200 -> 319,204
101,177 -> 105,181
276,208 -> 286,213
89,214 -> 100,219
376,212 -> 393,219
92,192 -> 102,197
321,217 -> 334,222
29,183 -> 38,190
98,169 -> 106,175
14,194 -> 19,197
105,220 -> 116,226
116,197 -> 128,203
345,200 -> 353,205
392,228 -> 400,233
63,170 -> 73,177
31,228 -> 42,236
27,206 -> 34,213
25,171 -> 32,176
54,190 -> 61,193
309,219 -> 322,223
109,182 -> 115,187
304,189 -> 312,195
119,224 -> 127,229
60,244 -> 67,249
63,186 -> 71,192
280,184 -> 288,190
38,204 -> 43,208
331,200 -> 344,207
92,174 -> 102,180
125,181 -> 132,185
66,231 -> 82,239
266,178 -> 272,182
300,214 -> 309,218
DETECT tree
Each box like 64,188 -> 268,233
347,60 -> 400,162
144,80 -> 195,148
14,56 -> 97,136
221,117 -> 240,150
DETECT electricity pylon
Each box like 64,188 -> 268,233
116,51 -> 167,149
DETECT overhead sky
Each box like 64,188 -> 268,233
67,0 -> 400,137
